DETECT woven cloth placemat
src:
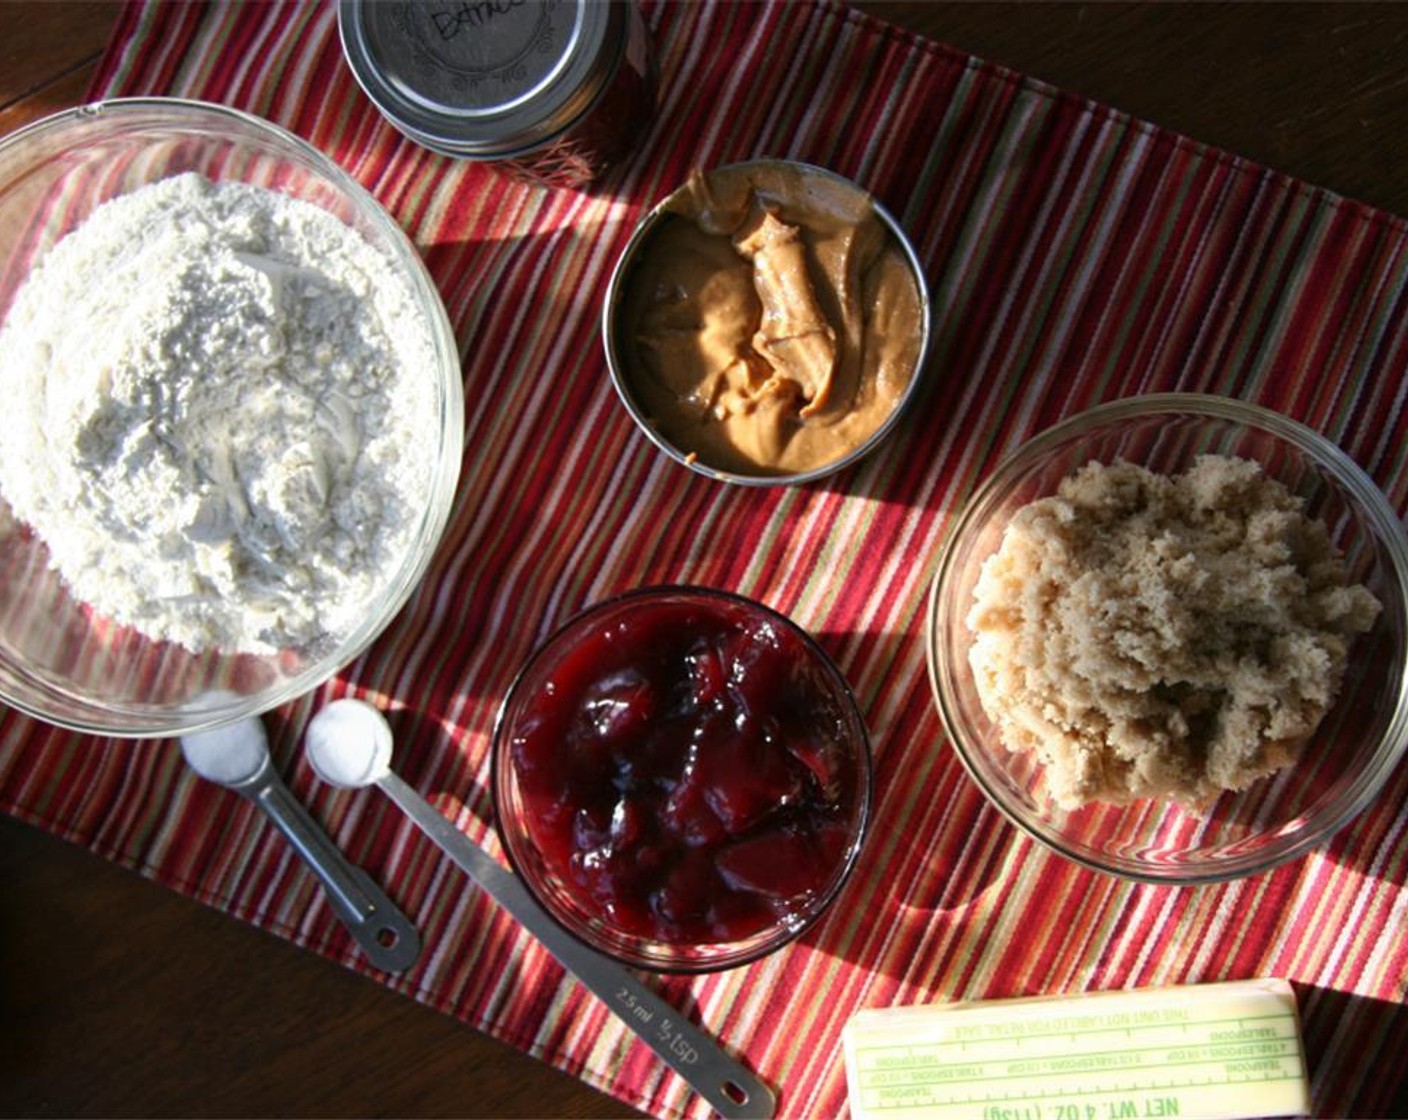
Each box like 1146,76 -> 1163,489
4,2 -> 1408,1116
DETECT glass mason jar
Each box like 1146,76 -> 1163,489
339,0 -> 659,189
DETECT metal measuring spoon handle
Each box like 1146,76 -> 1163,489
180,719 -> 421,973
376,769 -> 775,1119
247,764 -> 422,973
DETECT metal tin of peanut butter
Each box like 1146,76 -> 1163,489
338,0 -> 657,188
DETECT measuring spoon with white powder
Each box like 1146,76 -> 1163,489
304,698 -> 776,1120
179,716 -> 421,973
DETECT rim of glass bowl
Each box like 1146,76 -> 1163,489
0,98 -> 464,737
489,584 -> 874,972
600,158 -> 933,487
925,392 -> 1408,883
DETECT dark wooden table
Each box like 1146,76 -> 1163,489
4,3 -> 1408,1116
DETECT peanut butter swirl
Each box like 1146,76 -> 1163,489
619,161 -> 925,477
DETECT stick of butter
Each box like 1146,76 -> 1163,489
843,978 -> 1310,1120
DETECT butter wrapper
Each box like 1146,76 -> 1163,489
843,978 -> 1310,1120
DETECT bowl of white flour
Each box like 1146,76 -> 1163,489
0,99 -> 463,736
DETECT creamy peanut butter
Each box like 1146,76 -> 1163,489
617,161 -> 925,477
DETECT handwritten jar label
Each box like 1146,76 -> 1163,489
339,0 -> 658,187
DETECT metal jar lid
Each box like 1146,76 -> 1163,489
338,0 -> 628,160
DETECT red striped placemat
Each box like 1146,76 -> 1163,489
5,2 -> 1408,1116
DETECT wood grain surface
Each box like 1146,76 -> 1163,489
3,3 -> 1408,1117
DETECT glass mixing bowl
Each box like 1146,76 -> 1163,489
0,98 -> 463,736
927,393 -> 1408,882
491,586 -> 872,971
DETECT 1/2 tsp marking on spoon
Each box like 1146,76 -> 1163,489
613,987 -> 701,1065
657,1017 -> 701,1065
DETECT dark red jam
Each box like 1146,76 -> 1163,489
499,591 -> 867,951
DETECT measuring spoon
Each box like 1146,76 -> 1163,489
304,698 -> 776,1120
179,716 -> 421,973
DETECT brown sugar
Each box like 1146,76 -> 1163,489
966,455 -> 1381,809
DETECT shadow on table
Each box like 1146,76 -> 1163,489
780,616 -> 1023,964
1296,981 -> 1408,1118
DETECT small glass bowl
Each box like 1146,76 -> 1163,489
0,99 -> 463,737
491,586 -> 872,971
927,394 -> 1408,883
602,158 -> 931,486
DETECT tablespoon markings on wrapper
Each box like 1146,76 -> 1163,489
304,698 -> 776,1120
179,716 -> 421,973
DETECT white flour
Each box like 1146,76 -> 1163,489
0,173 -> 441,655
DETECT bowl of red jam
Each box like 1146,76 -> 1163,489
491,586 -> 871,972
